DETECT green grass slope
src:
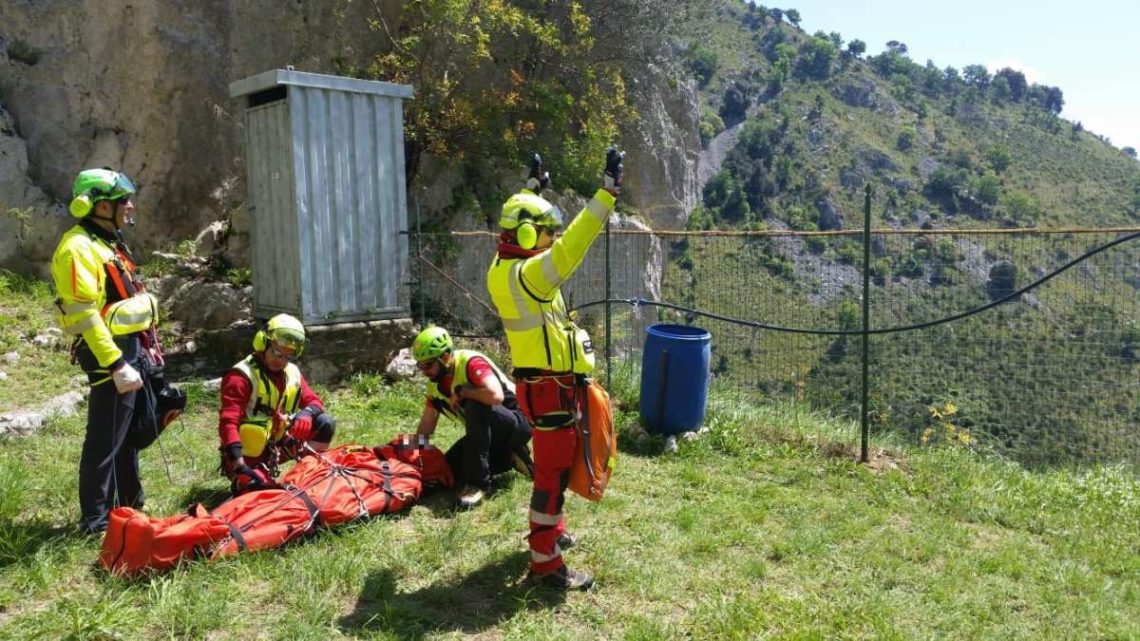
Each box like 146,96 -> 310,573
1,276 -> 1137,640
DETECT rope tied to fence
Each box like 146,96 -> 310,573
416,252 -> 498,317
572,230 -> 1140,337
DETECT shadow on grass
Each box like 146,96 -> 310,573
416,469 -> 531,518
618,421 -> 669,457
416,486 -> 460,518
338,551 -> 567,639
0,521 -> 74,568
178,482 -> 233,510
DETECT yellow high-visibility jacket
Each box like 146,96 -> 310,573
424,349 -> 516,422
51,222 -> 158,368
487,189 -> 615,372
230,355 -> 303,454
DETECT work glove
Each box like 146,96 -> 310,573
289,411 -> 315,442
111,362 -> 144,394
603,145 -> 624,195
277,435 -> 302,461
233,463 -> 274,494
526,153 -> 550,192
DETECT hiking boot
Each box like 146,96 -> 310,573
557,531 -> 578,550
457,486 -> 485,509
530,566 -> 594,591
510,447 -> 534,479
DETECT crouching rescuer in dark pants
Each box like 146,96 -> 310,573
485,148 -> 625,590
410,326 -> 534,509
218,314 -> 336,494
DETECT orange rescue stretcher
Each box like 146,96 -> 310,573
100,438 -> 453,575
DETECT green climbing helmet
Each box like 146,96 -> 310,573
263,313 -> 307,354
412,326 -> 453,362
69,168 -> 137,218
499,191 -> 564,231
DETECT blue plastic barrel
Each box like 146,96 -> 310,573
639,324 -> 712,435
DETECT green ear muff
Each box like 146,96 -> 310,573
252,329 -> 267,352
517,222 -> 537,250
69,195 -> 93,218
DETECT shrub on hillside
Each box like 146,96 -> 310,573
986,144 -> 1012,173
685,45 -> 719,88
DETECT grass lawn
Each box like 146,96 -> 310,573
0,273 -> 1137,640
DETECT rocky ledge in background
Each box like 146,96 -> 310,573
151,228 -> 415,385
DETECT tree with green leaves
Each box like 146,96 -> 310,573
986,144 -> 1012,173
846,39 -> 866,59
360,0 -> 639,194
994,67 -> 1028,102
703,170 -> 751,222
873,42 -> 915,78
896,128 -> 916,151
797,36 -> 837,80
721,81 -> 753,123
972,173 -> 1001,206
785,8 -> 801,26
685,45 -> 719,87
1002,191 -> 1042,227
885,40 -> 908,55
921,60 -> 944,97
990,75 -> 1011,104
942,66 -> 961,95
1044,86 -> 1064,114
962,64 -> 990,89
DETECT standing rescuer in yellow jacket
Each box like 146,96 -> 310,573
52,167 -> 161,534
486,147 -> 624,590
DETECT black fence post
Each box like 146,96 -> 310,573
605,217 -> 612,390
860,184 -> 872,464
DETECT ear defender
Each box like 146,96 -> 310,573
517,222 -> 538,250
252,328 -> 267,352
69,195 -> 93,218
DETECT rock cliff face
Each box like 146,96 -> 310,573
622,62 -> 701,230
0,2 -> 701,315
0,0 -> 394,272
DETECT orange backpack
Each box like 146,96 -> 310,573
569,379 -> 617,501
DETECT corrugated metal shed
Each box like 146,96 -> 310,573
230,69 -> 414,324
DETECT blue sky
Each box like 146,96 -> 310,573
782,0 -> 1138,151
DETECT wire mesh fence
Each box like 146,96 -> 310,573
408,225 -> 1140,471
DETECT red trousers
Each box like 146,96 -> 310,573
517,374 -> 580,573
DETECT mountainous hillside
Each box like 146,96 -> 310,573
633,2 -> 1140,469
681,2 -> 1140,234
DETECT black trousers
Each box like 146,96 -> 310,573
75,336 -> 144,533
445,401 -> 531,491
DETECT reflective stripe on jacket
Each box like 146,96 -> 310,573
486,189 -> 614,372
231,355 -> 303,442
51,223 -> 157,367
425,349 -> 516,422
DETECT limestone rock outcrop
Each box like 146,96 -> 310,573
0,0 -> 394,272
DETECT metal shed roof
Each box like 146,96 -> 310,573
229,68 -> 414,100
